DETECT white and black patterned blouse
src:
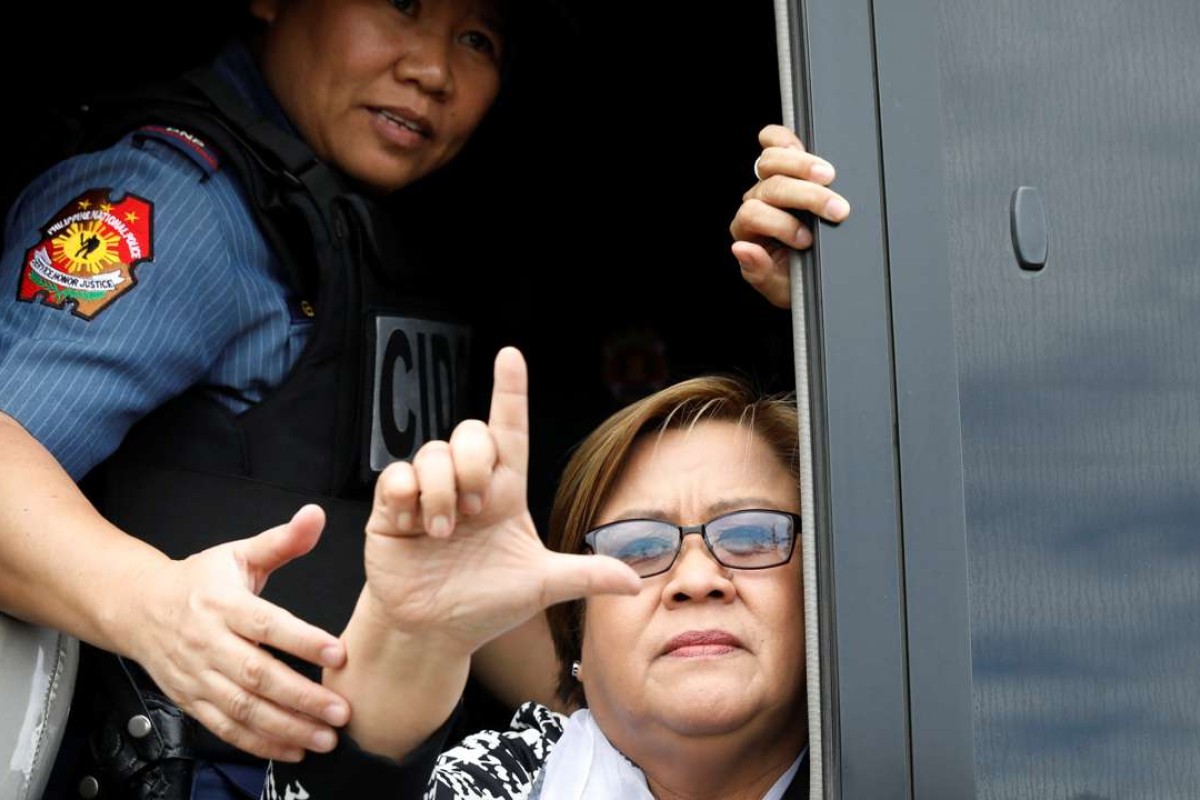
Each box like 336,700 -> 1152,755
264,702 -> 564,800
262,702 -> 808,800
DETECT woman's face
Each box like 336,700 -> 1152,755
579,421 -> 806,753
251,0 -> 503,193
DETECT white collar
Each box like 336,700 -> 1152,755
540,709 -> 807,800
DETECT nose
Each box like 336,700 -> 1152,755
394,26 -> 453,98
661,537 -> 737,608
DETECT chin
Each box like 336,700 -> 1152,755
336,150 -> 425,195
347,166 -> 417,195
656,677 -> 762,736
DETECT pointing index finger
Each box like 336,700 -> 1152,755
487,347 -> 529,475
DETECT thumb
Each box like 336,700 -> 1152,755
536,552 -> 641,608
237,504 -> 327,580
734,242 -> 792,310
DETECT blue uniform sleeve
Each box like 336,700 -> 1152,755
0,135 -> 247,479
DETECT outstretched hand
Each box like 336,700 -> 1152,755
730,125 -> 851,308
363,347 -> 640,656
130,507 -> 350,762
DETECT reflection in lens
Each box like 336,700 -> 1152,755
710,511 -> 793,568
600,521 -> 679,576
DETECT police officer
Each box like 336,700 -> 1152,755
0,1 -> 551,797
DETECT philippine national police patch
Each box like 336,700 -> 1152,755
17,188 -> 154,320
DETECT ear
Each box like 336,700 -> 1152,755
249,0 -> 285,24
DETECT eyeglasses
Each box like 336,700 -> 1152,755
583,509 -> 800,578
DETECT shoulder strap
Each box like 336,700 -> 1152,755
81,68 -> 352,302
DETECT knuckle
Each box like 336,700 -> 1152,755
187,590 -> 214,616
180,625 -> 206,650
755,150 -> 774,176
240,654 -> 269,690
759,123 -> 785,143
449,428 -> 487,461
451,419 -> 487,441
416,440 -> 451,463
743,198 -> 771,222
382,465 -> 416,503
227,688 -> 258,723
761,174 -> 786,199
762,146 -> 789,167
248,606 -> 275,641
378,461 -> 407,487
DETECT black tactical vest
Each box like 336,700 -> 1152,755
88,67 -> 473,656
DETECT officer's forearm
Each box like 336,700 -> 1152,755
0,411 -> 168,654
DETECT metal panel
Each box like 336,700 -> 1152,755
929,1 -> 1200,798
787,1 -> 911,796
0,618 -> 77,800
869,1 -> 978,797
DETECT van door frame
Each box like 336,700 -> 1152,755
785,1 -> 977,797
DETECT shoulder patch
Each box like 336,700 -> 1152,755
16,188 -> 155,321
133,125 -> 220,177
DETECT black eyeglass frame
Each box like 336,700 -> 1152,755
583,508 -> 802,579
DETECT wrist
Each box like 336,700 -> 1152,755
356,586 -> 477,661
326,590 -> 471,760
93,546 -> 173,658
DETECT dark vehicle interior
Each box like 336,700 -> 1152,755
5,0 -> 793,738
4,0 -> 791,514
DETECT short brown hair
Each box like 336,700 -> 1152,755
545,375 -> 800,709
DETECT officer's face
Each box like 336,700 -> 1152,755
252,0 -> 503,193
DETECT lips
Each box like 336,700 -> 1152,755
369,105 -> 434,142
661,629 -> 744,658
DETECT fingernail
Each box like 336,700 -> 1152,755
735,255 -> 752,273
320,645 -> 343,667
396,511 -> 412,530
823,196 -> 851,222
324,703 -> 349,726
810,161 -> 835,182
429,515 -> 451,537
461,493 -> 483,515
794,226 -> 813,248
311,729 -> 337,751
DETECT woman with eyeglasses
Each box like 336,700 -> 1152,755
263,346 -> 808,799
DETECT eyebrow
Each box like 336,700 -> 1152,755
476,5 -> 505,36
608,497 -> 791,523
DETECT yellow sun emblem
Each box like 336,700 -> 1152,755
51,222 -> 122,274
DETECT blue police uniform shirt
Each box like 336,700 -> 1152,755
0,43 -> 311,480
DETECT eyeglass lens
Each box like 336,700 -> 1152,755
591,510 -> 795,577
